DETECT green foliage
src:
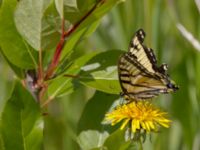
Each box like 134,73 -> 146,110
0,0 -> 200,149
48,52 -> 97,98
0,0 -> 37,69
103,129 -> 131,150
79,50 -> 122,94
14,0 -> 51,51
78,91 -> 118,133
0,81 -> 41,150
77,130 -> 109,150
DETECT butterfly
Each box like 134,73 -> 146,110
118,29 -> 179,101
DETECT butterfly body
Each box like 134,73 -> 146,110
118,29 -> 179,101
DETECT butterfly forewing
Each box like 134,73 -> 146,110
128,30 -> 157,74
119,54 -> 167,100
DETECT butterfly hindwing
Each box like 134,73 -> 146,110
119,54 -> 168,100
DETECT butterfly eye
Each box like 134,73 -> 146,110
167,83 -> 173,88
167,83 -> 179,91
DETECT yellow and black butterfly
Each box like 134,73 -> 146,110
118,29 -> 179,101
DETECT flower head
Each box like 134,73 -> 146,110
105,101 -> 171,133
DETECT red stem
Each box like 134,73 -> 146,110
63,2 -> 99,37
38,48 -> 43,81
45,0 -> 104,80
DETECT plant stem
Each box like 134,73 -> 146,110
38,49 -> 43,82
41,0 -> 105,107
44,0 -> 105,80
63,1 -> 101,37
45,19 -> 65,80
41,95 -> 54,108
139,138 -> 143,150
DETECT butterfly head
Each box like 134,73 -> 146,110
166,80 -> 179,93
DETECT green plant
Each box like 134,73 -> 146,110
0,0 -> 200,150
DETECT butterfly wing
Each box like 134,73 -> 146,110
118,29 -> 178,101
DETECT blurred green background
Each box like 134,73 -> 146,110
1,0 -> 200,150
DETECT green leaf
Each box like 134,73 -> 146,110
77,0 -> 96,11
90,148 -> 102,150
83,20 -> 101,38
0,81 -> 41,150
103,129 -> 131,150
76,0 -> 123,32
78,91 -> 118,133
0,48 -> 24,78
0,0 -> 38,69
55,0 -> 64,18
59,19 -> 100,62
60,27 -> 88,61
64,0 -> 78,7
79,50 -> 122,94
41,2 -> 62,52
0,133 -> 4,150
41,0 -> 78,57
25,120 -> 43,150
64,0 -> 93,24
80,67 -> 120,94
48,52 -> 97,98
63,1 -> 80,24
14,0 -> 51,51
60,0 -> 123,61
56,0 -> 78,19
77,130 -> 109,150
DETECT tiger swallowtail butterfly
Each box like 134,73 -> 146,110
118,29 -> 179,101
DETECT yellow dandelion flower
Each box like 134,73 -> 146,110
105,101 -> 171,133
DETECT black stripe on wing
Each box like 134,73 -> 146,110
123,91 -> 159,100
122,53 -> 159,79
143,47 -> 157,67
127,89 -> 162,99
120,79 -> 160,90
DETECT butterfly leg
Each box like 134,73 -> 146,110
119,92 -> 126,105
